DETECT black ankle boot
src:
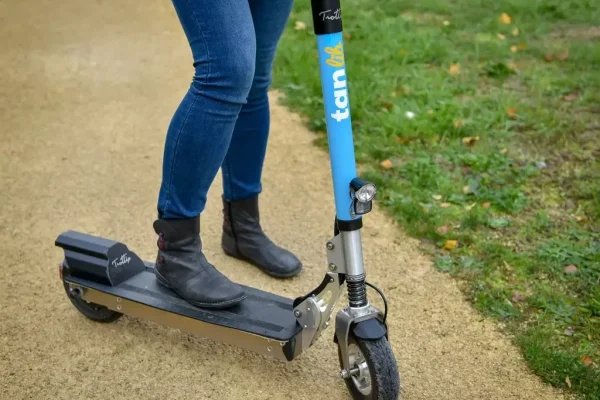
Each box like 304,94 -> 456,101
222,196 -> 302,278
153,216 -> 246,309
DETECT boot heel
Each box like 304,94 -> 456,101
221,231 -> 241,258
155,270 -> 172,289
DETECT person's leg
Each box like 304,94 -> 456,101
154,0 -> 257,309
158,0 -> 256,218
220,0 -> 302,278
221,0 -> 294,201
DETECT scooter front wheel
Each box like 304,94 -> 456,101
338,334 -> 400,400
63,281 -> 123,323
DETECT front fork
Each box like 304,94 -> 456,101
292,0 -> 387,372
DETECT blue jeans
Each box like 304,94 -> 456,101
157,0 -> 294,219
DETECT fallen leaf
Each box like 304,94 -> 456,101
499,13 -> 512,24
432,194 -> 443,201
380,159 -> 394,169
565,376 -> 572,389
380,101 -> 393,110
558,51 -> 569,61
440,202 -> 451,208
443,20 -> 450,26
482,202 -> 491,208
497,33 -> 506,40
463,185 -> 471,194
501,148 -> 508,154
427,110 -> 434,115
464,202 -> 477,211
518,43 -> 526,50
564,92 -> 578,102
449,63 -> 461,75
344,32 -> 352,41
444,240 -> 458,250
394,136 -> 411,144
512,27 -> 520,36
506,107 -> 518,119
582,355 -> 593,367
507,62 -> 518,70
564,327 -> 575,336
564,265 -> 578,274
454,119 -> 465,128
437,225 -> 449,234
512,291 -> 526,302
544,54 -> 553,62
462,136 -> 480,146
574,215 -> 587,222
391,91 -> 398,97
511,45 -> 518,53
294,21 -> 307,30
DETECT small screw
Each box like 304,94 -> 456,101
324,322 -> 330,328
329,263 -> 337,271
116,297 -> 121,303
267,346 -> 272,352
327,242 -> 334,250
330,278 -> 334,283
294,310 -> 302,317
117,305 -> 122,311
307,307 -> 311,312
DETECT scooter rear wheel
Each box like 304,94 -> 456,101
63,281 -> 123,323
338,334 -> 400,400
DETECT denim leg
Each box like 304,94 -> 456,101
221,0 -> 294,201
157,0 -> 257,218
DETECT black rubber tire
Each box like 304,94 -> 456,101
338,334 -> 401,400
63,281 -> 123,323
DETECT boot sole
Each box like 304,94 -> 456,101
155,270 -> 247,309
222,247 -> 303,279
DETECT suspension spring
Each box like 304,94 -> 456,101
347,276 -> 368,308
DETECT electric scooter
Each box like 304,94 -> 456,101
55,1 -> 401,398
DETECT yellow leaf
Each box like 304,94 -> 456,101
511,45 -> 518,53
497,33 -> 506,40
512,27 -> 520,36
507,62 -> 518,70
380,159 -> 394,169
464,202 -> 476,211
581,355 -> 593,367
565,376 -> 572,389
482,202 -> 492,208
440,202 -> 451,208
518,43 -> 527,50
462,136 -> 480,146
506,107 -> 518,119
294,21 -> 307,30
449,63 -> 461,75
499,13 -> 512,24
454,119 -> 465,128
501,148 -> 508,154
432,194 -> 442,201
443,20 -> 450,26
444,240 -> 458,250
463,185 -> 471,194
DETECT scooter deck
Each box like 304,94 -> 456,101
57,231 -> 302,342
66,267 -> 302,341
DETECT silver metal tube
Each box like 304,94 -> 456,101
341,230 -> 365,277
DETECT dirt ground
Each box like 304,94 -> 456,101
0,1 -> 570,399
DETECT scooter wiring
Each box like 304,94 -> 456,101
365,281 -> 388,325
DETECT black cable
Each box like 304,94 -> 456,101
365,281 -> 388,325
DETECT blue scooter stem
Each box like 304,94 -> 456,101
311,0 -> 359,223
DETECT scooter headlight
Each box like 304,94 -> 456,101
350,178 -> 377,203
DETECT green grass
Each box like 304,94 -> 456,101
272,0 -> 600,398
